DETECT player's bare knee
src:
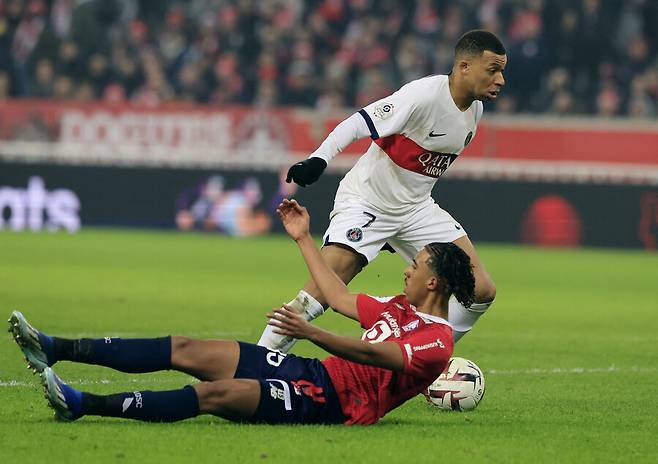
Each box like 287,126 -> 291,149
323,244 -> 365,278
195,380 -> 232,412
171,336 -> 193,355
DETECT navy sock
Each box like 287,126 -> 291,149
81,386 -> 199,422
53,336 -> 171,373
37,332 -> 56,366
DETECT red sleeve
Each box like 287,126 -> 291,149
356,294 -> 388,329
393,325 -> 453,376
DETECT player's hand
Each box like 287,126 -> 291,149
276,199 -> 310,241
285,157 -> 327,187
267,305 -> 314,340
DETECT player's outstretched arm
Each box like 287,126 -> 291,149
277,199 -> 358,319
268,306 -> 405,371
285,157 -> 327,187
285,112 -> 371,187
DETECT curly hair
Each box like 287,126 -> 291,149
424,242 -> 475,308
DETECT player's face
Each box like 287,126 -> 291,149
403,249 -> 435,304
466,50 -> 507,101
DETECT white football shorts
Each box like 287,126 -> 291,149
322,199 -> 467,263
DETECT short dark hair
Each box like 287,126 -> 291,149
455,30 -> 506,58
424,242 -> 475,308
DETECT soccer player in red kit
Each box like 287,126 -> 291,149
258,30 -> 507,352
10,199 -> 475,425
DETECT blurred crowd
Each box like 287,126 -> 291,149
1,0 -> 657,117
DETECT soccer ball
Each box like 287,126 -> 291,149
426,357 -> 485,411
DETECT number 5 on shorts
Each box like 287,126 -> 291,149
266,351 -> 286,367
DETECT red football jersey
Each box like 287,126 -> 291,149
322,294 -> 454,425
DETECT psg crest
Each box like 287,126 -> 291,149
346,228 -> 363,242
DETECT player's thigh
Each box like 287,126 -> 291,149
171,337 -> 240,381
391,203 -> 466,262
452,235 -> 496,302
302,244 -> 364,301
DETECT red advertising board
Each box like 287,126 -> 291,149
1,100 -> 657,174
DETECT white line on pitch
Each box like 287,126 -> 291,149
50,331 -> 254,338
486,366 -> 657,375
2,366 -> 656,388
0,376 -> 194,388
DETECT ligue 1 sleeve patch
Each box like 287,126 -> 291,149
346,227 -> 363,242
373,103 -> 394,120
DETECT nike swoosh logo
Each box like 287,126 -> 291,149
429,131 -> 447,137
122,397 -> 134,413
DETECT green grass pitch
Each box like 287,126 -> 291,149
1,229 -> 657,463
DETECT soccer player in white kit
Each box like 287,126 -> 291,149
259,30 -> 507,351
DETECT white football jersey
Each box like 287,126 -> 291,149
336,75 -> 483,213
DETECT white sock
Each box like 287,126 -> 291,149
257,290 -> 325,352
448,297 -> 493,342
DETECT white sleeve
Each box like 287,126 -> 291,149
357,79 -> 423,140
309,112 -> 371,164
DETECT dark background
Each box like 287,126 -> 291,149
1,161 -> 656,249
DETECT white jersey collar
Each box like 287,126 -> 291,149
414,310 -> 452,328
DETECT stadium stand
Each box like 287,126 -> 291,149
1,0 -> 657,116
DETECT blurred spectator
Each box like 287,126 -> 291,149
209,52 -> 246,104
537,67 -> 581,115
51,0 -> 75,39
504,0 -> 548,111
55,40 -> 84,80
11,1 -> 47,67
628,75 -> 655,118
0,0 -> 656,117
52,75 -> 73,99
395,34 -> 430,83
111,44 -> 142,96
596,80 -> 622,117
354,68 -> 394,108
102,82 -> 127,104
29,57 -> 55,97
614,0 -> 644,56
492,94 -> 517,114
253,80 -> 279,107
87,53 -> 112,96
644,0 -> 658,55
282,34 -> 319,107
0,71 -> 11,100
74,81 -> 96,102
176,61 -> 208,102
551,90 -> 576,115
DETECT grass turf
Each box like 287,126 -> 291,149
0,229 -> 657,463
